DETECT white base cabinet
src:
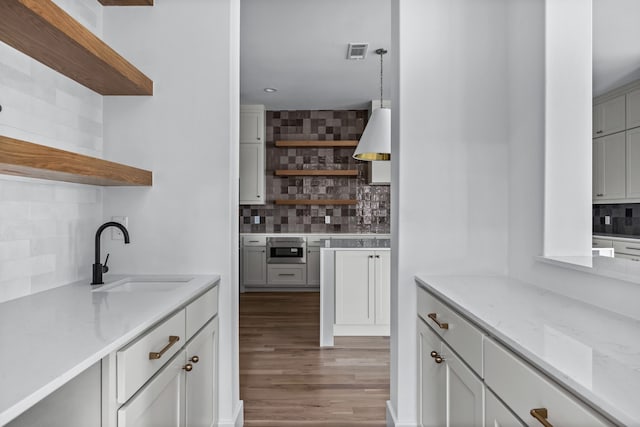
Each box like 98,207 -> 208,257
185,318 -> 218,427
485,390 -> 524,427
334,250 -> 390,335
242,246 -> 267,286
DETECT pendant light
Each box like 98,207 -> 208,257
353,48 -> 391,161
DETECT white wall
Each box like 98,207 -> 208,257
102,0 -> 241,424
508,0 -> 640,322
0,0 -> 103,303
391,0 -> 510,423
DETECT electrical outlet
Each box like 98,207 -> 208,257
605,215 -> 611,225
325,216 -> 331,224
111,216 -> 128,240
254,216 -> 260,224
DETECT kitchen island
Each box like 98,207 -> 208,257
0,274 -> 219,426
319,238 -> 391,347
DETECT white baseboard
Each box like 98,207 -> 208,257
333,324 -> 390,336
217,400 -> 244,427
386,400 -> 417,427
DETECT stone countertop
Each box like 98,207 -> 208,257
0,274 -> 219,425
594,233 -> 640,241
320,238 -> 391,249
415,275 -> 640,426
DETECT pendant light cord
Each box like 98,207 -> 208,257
375,48 -> 388,108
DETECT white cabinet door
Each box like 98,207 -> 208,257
627,128 -> 640,198
239,142 -> 264,205
593,96 -> 625,137
242,246 -> 267,286
185,318 -> 218,427
374,251 -> 390,325
307,246 -> 320,286
335,250 -> 374,325
240,107 -> 264,143
118,350 -> 186,427
418,319 -> 446,427
593,132 -> 626,201
485,390 -> 525,427
443,342 -> 484,427
627,89 -> 640,129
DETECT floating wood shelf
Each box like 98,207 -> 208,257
98,0 -> 153,5
0,135 -> 152,186
274,199 -> 357,206
275,140 -> 359,148
0,0 -> 153,95
275,170 -> 358,177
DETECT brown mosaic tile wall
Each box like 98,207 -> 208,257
239,110 -> 391,234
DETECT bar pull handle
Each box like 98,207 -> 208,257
530,408 -> 553,427
278,273 -> 295,276
625,246 -> 640,251
427,313 -> 449,330
149,335 -> 180,360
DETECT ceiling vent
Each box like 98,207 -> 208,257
347,43 -> 369,60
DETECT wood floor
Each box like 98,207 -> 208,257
240,292 -> 390,426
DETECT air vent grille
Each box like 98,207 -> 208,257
347,43 -> 369,60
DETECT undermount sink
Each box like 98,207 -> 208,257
94,277 -> 193,293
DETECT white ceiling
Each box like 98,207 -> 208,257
240,0 -> 391,110
593,0 -> 640,96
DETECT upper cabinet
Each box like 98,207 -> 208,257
593,95 -> 625,138
239,105 -> 265,205
593,132 -> 626,201
627,89 -> 640,130
0,0 -> 153,95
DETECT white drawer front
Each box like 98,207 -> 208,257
307,237 -> 323,247
243,236 -> 266,246
484,338 -> 613,427
417,285 -> 484,376
592,238 -> 613,248
186,286 -> 218,340
117,309 -> 186,404
612,240 -> 640,256
267,265 -> 307,285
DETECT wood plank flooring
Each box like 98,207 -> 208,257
240,292 -> 390,426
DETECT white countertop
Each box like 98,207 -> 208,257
415,275 -> 640,426
594,234 -> 640,242
320,238 -> 391,249
0,274 -> 219,425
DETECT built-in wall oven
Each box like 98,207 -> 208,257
266,237 -> 307,264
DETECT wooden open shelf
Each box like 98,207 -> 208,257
98,0 -> 153,5
275,170 -> 358,177
274,199 -> 357,206
0,0 -> 153,95
0,135 -> 152,186
275,140 -> 359,148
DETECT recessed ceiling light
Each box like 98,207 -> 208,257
264,88 -> 277,93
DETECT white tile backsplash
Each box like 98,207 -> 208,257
0,1 -> 104,303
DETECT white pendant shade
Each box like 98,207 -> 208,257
353,108 -> 391,161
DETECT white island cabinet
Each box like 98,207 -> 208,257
319,238 -> 391,346
416,276 -> 626,427
0,275 -> 219,427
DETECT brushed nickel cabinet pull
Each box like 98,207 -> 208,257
530,408 -> 553,427
278,273 -> 295,276
427,313 -> 449,330
596,193 -> 604,197
149,335 -> 180,360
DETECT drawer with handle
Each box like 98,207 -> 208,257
267,264 -> 307,285
243,236 -> 266,246
612,240 -> 640,257
592,238 -> 613,248
416,284 -> 484,376
117,309 -> 186,403
484,337 -> 613,427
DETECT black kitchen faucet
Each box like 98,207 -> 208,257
92,222 -> 130,285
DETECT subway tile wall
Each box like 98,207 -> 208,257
240,110 -> 391,234
593,203 -> 640,236
0,0 -> 104,302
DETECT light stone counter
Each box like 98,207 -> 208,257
416,274 -> 640,426
0,274 -> 219,425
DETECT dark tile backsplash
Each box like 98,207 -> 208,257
240,110 -> 391,234
593,203 -> 640,236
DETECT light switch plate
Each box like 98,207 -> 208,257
254,216 -> 260,224
111,216 -> 128,240
605,215 -> 611,225
325,216 -> 331,224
